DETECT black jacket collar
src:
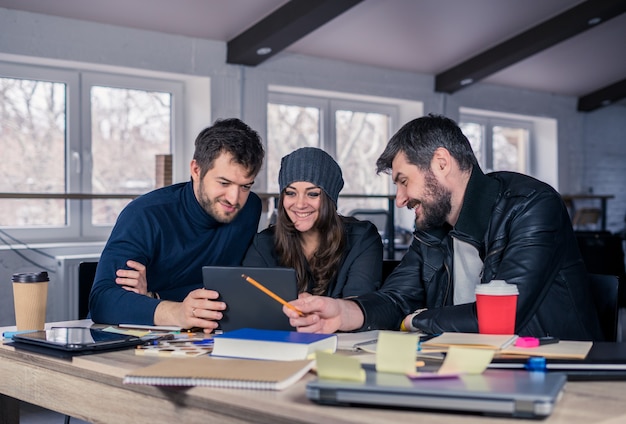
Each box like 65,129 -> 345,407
452,166 -> 500,243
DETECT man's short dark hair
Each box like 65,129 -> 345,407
376,114 -> 478,174
193,118 -> 265,179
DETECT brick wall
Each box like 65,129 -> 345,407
582,105 -> 626,233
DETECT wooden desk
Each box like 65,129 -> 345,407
2,324 -> 626,423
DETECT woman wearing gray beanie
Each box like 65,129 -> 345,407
243,147 -> 383,298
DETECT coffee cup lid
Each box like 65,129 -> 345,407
12,271 -> 49,283
475,279 -> 519,295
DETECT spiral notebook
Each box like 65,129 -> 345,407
123,356 -> 314,390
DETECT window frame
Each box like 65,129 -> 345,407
267,91 -> 398,183
329,98 -> 398,172
0,62 -> 184,243
266,90 -> 402,237
460,113 -> 533,174
80,72 -> 183,239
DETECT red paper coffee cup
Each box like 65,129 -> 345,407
475,280 -> 519,335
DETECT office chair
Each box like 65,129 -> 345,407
588,273 -> 620,342
348,209 -> 390,237
382,259 -> 401,281
78,261 -> 98,320
61,261 -> 99,424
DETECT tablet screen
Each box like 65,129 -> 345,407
202,266 -> 298,332
12,327 -> 143,351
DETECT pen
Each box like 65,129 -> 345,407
241,274 -> 304,317
2,330 -> 36,339
538,336 -> 559,345
141,333 -> 175,345
417,333 -> 440,351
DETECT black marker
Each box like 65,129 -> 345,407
538,336 -> 559,345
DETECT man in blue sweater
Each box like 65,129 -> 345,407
89,118 -> 265,332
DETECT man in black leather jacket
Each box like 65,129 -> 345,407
284,114 -> 603,341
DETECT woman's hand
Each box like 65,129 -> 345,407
115,260 -> 148,295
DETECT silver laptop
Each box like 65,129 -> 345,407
306,368 -> 566,419
202,266 -> 297,332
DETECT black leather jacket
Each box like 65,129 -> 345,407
354,167 -> 603,341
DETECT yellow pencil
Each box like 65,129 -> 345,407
241,274 -> 304,317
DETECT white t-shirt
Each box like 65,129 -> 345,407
452,237 -> 484,305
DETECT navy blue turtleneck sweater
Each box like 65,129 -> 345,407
89,181 -> 261,325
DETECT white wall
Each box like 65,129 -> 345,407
0,7 -> 599,192
1,7 -> 625,325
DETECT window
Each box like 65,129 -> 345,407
459,108 -> 558,190
266,96 -> 322,195
0,62 -> 182,242
267,93 -> 396,217
0,71 -> 69,228
460,114 -> 531,174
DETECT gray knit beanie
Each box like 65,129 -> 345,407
278,147 -> 344,207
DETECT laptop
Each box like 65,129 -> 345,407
202,266 -> 298,332
490,342 -> 626,381
306,368 -> 566,419
12,327 -> 143,353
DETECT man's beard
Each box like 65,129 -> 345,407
196,180 -> 241,224
408,170 -> 452,230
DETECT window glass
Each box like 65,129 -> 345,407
267,93 -> 396,242
460,116 -> 530,174
0,63 -> 181,242
459,122 -> 484,167
266,102 -> 319,194
90,86 -> 171,225
267,95 -> 395,213
335,109 -> 390,213
492,125 -> 528,172
0,76 -> 66,227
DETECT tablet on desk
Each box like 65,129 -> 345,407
12,327 -> 144,352
202,266 -> 297,332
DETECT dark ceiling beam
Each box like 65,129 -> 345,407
578,78 -> 626,112
435,0 -> 626,95
227,0 -> 363,66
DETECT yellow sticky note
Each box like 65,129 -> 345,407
437,346 -> 494,375
376,331 -> 418,374
315,351 -> 365,382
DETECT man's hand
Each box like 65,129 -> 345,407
282,293 -> 364,333
115,260 -> 148,295
154,288 -> 226,334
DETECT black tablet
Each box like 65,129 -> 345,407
202,266 -> 298,332
12,327 -> 144,352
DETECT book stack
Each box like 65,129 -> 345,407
211,328 -> 337,361
420,332 -> 592,360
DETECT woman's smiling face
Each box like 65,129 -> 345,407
282,181 -> 322,234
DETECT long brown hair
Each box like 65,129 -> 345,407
274,191 -> 345,295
